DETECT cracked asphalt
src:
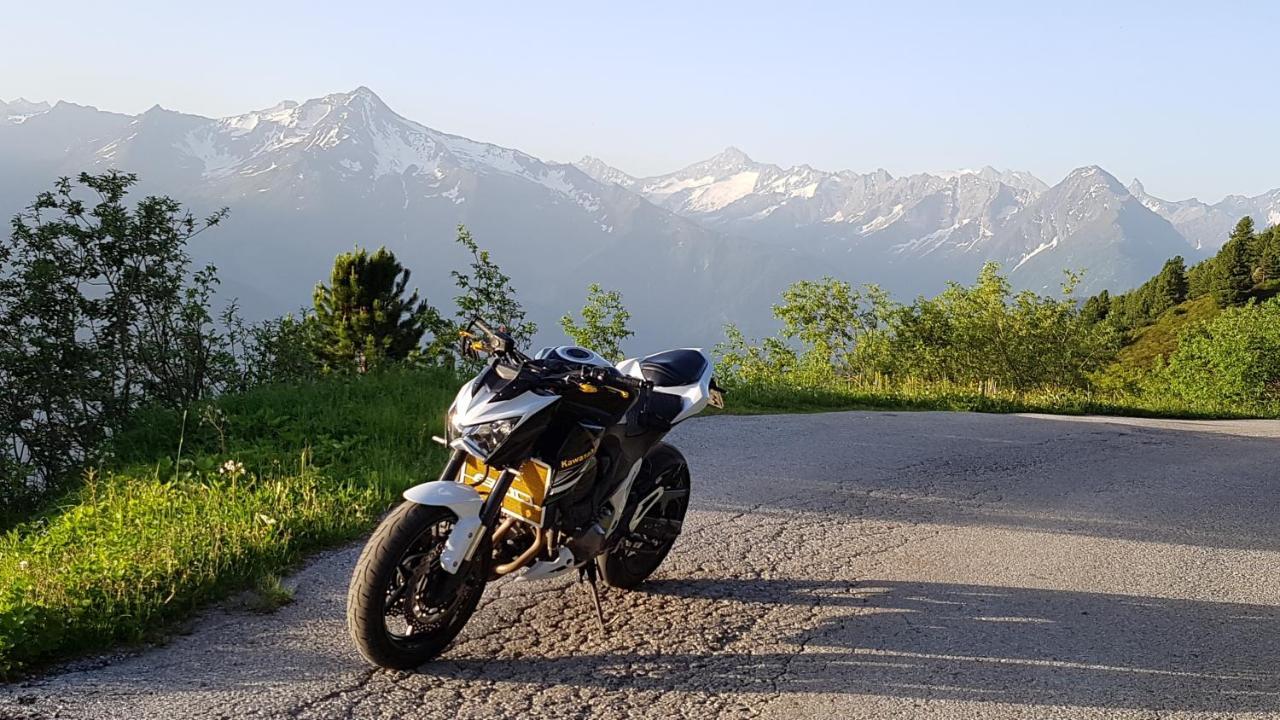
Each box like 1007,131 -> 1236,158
4,411 -> 1280,719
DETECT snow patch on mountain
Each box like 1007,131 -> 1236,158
90,88 -> 611,216
179,130 -> 241,179
1014,237 -> 1059,270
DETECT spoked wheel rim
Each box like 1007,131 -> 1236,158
382,517 -> 485,642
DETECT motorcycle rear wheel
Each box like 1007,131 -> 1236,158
600,442 -> 691,590
347,502 -> 490,669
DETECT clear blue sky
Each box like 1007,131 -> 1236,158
4,0 -> 1276,201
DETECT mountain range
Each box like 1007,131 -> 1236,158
2,89 -> 1277,349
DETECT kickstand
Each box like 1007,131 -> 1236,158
579,562 -> 606,632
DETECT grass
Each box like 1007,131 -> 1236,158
247,574 -> 295,613
0,367 -> 458,678
714,376 -> 1279,420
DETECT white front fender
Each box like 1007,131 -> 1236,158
402,481 -> 484,574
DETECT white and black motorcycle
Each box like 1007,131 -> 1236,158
347,319 -> 723,669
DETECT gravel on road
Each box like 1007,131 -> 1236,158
3,411 -> 1278,719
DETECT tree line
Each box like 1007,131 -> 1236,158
1085,217 -> 1280,332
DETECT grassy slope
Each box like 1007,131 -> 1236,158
0,368 -> 457,677
1114,295 -> 1220,370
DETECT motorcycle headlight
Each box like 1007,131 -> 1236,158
445,404 -> 461,442
462,416 -> 521,458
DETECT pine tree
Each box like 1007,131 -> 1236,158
312,246 -> 442,372
1212,235 -> 1253,308
560,283 -> 634,361
1151,256 -> 1188,315
1186,260 -> 1213,300
1080,289 -> 1110,324
1256,227 -> 1279,283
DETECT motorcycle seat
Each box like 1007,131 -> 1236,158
639,349 -> 707,387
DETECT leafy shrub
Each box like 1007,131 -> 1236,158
0,172 -> 228,513
717,264 -> 1119,393
1163,299 -> 1280,407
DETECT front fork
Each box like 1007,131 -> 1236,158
410,448 -> 516,575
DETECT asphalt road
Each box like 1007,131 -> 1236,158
4,411 -> 1279,719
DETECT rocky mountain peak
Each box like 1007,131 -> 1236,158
4,98 -> 52,115
575,155 -> 637,188
1057,165 -> 1129,196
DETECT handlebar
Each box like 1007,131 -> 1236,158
557,365 -> 650,399
461,317 -> 527,362
470,317 -> 498,340
462,316 -> 649,400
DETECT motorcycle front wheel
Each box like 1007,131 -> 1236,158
346,502 -> 490,669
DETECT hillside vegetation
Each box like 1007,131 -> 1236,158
715,218 -> 1280,417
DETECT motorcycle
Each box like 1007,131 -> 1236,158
346,318 -> 723,669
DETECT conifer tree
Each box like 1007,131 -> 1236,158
1212,230 -> 1254,308
1256,227 -> 1279,283
1080,289 -> 1110,323
312,246 -> 442,372
1151,256 -> 1188,314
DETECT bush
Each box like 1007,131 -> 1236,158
0,172 -> 229,513
1163,298 -> 1280,407
717,264 -> 1119,394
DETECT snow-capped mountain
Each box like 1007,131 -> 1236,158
0,90 -> 808,348
936,166 -> 1049,195
577,149 -> 1200,292
1128,178 -> 1280,252
1,98 -> 51,123
578,148 -> 1043,261
2,88 -> 1277,346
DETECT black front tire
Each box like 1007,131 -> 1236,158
600,443 -> 691,590
347,502 -> 489,669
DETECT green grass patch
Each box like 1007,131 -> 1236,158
0,367 -> 458,678
246,574 -> 295,614
715,376 -> 1278,420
